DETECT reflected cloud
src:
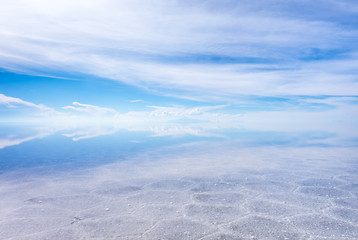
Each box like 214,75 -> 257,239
0,126 -> 58,149
62,125 -> 120,141
0,132 -> 49,149
1,93 -> 358,149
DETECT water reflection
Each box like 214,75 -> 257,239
1,96 -> 357,150
0,107 -> 357,173
0,103 -> 358,239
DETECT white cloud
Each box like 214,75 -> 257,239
147,105 -> 228,117
82,58 -> 358,97
62,102 -> 118,116
0,93 -> 52,111
0,0 -> 357,98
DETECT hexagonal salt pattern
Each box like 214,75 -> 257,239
1,146 -> 357,239
225,216 -> 302,240
290,214 -> 358,238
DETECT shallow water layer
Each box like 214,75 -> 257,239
0,127 -> 358,240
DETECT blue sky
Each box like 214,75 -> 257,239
0,0 -> 358,124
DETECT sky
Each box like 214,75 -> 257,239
0,0 -> 358,139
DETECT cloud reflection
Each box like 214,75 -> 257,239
0,126 -> 57,149
0,93 -> 357,149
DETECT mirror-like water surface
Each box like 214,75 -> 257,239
0,115 -> 357,239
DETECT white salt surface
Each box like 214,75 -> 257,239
0,143 -> 358,239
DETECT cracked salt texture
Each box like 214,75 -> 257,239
261,192 -> 331,210
308,237 -> 354,240
7,206 -> 73,218
190,181 -> 242,193
1,146 -> 357,239
132,204 -> 182,220
77,216 -> 154,238
261,170 -> 305,182
329,207 -> 358,223
333,197 -> 358,209
77,200 -> 141,219
185,204 -> 245,224
128,190 -> 190,205
338,183 -> 358,193
143,218 -> 216,239
193,192 -> 245,205
298,186 -> 350,198
245,199 -> 301,217
290,214 -> 358,238
298,178 -> 345,187
240,179 -> 295,193
0,218 -> 71,239
339,175 -> 358,184
8,228 -> 81,240
201,233 -> 247,240
225,216 -> 302,240
24,195 -> 104,211
113,236 -> 144,240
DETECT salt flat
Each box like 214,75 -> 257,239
0,144 -> 357,240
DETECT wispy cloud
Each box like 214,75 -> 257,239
1,1 -> 357,99
0,93 -> 52,111
62,102 -> 118,116
148,105 -> 228,117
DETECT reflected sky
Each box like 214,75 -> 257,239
1,96 -> 357,173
